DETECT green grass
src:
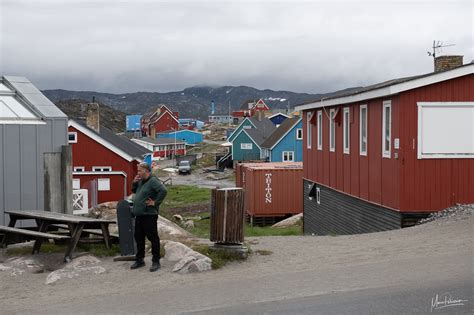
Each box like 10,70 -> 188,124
191,244 -> 247,269
160,185 -> 211,212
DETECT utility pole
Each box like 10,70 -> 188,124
228,100 -> 231,126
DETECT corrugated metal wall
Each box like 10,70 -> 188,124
303,179 -> 401,235
0,118 -> 67,225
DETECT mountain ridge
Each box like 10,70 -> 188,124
43,85 -> 326,120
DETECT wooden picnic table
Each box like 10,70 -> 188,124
5,210 -> 116,262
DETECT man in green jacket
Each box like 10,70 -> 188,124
130,162 -> 167,272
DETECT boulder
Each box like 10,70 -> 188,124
173,214 -> 184,222
88,201 -> 118,221
45,255 -> 105,285
0,257 -> 44,276
272,213 -> 303,228
158,216 -> 192,239
164,241 -> 212,274
183,220 -> 195,229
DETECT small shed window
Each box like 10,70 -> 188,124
241,143 -> 252,150
98,178 -> 110,191
296,128 -> 303,140
329,109 -> 336,152
382,101 -> 391,158
73,166 -> 85,172
68,132 -> 77,143
360,105 -> 368,156
343,107 -> 350,154
317,111 -> 322,150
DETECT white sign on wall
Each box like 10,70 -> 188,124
417,102 -> 474,159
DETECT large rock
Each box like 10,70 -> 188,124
158,216 -> 192,238
183,220 -> 195,229
164,241 -> 212,274
89,201 -> 118,221
272,213 -> 303,228
45,255 -> 105,285
0,257 -> 45,276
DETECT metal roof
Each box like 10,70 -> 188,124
136,137 -> 186,145
261,117 -> 301,149
74,119 -> 150,158
2,76 -> 67,119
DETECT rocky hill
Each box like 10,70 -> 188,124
43,85 -> 326,120
55,99 -> 126,133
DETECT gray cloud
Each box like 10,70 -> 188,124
0,0 -> 472,94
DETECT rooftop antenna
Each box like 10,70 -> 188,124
427,40 -> 455,59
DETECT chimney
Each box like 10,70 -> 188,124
434,55 -> 463,72
86,102 -> 100,133
257,110 -> 262,121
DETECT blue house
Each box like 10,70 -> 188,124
261,117 -> 303,162
156,129 -> 203,145
268,112 -> 290,126
231,117 -> 276,162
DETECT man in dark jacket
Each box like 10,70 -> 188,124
130,162 -> 167,272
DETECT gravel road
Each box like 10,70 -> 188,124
0,209 -> 471,314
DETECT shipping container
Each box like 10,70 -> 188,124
244,163 -> 303,218
235,162 -> 301,188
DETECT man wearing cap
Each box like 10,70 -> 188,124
130,162 -> 167,272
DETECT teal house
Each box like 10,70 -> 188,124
261,117 -> 303,162
230,117 -> 276,162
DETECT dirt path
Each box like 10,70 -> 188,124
1,212 -> 472,313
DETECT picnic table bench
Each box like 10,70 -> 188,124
2,210 -> 116,262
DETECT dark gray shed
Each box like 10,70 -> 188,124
0,76 -> 69,226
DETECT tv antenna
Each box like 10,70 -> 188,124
427,40 -> 455,58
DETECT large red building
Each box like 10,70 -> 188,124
296,59 -> 473,235
69,116 -> 150,207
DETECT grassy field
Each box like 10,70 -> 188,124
161,185 -> 302,238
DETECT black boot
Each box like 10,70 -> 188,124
150,261 -> 160,272
131,260 -> 145,270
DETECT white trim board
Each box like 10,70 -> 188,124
268,112 -> 290,119
296,64 -> 474,111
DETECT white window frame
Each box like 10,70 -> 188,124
382,100 -> 391,158
68,132 -> 77,143
72,178 -> 81,190
73,166 -> 85,172
343,107 -> 350,154
93,166 -> 112,172
241,143 -> 252,150
329,109 -> 336,152
282,151 -> 294,162
359,105 -> 368,156
296,128 -> 303,140
97,178 -> 110,191
306,112 -> 312,149
317,111 -> 323,150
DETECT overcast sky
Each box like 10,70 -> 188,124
0,0 -> 472,94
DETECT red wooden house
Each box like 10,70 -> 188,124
296,58 -> 473,235
68,110 -> 150,207
232,99 -> 270,123
141,105 -> 179,138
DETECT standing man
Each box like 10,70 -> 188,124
131,162 -> 167,272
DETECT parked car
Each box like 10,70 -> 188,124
178,160 -> 191,174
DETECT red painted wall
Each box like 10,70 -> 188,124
303,73 -> 474,213
74,174 -> 127,207
69,126 -> 139,203
150,111 -> 179,136
398,74 -> 474,211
